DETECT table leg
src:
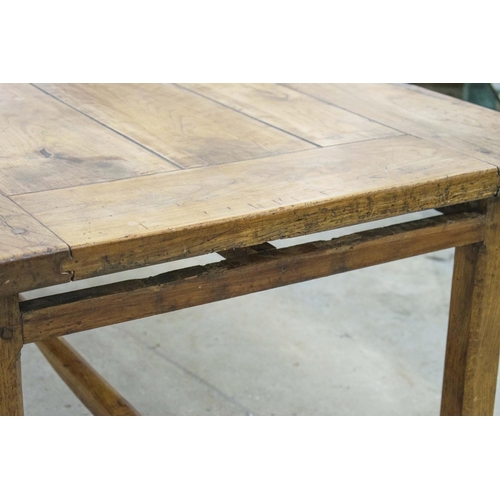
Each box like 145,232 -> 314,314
441,197 -> 500,415
0,295 -> 24,416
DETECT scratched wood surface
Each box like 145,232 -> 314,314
0,83 -> 499,292
286,83 -> 500,167
12,135 -> 499,280
34,83 -> 310,168
0,194 -> 70,295
180,83 -> 402,146
0,84 -> 176,195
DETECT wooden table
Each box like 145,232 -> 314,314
1,84 -> 500,416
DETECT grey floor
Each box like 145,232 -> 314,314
20,210 -> 500,416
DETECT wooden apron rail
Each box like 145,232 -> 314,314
20,212 -> 484,344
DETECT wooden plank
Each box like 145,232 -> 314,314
218,242 -> 276,259
12,135 -> 499,281
180,83 -> 401,146
0,194 -> 71,296
285,83 -> 500,167
21,212 -> 485,343
34,83 -> 311,169
441,198 -> 500,415
0,84 -> 176,195
0,295 -> 23,415
37,337 -> 139,416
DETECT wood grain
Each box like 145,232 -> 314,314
13,135 -> 499,281
0,194 -> 71,296
35,83 -> 311,169
21,212 -> 485,343
218,242 -> 276,259
285,83 -> 500,167
180,83 -> 401,146
37,337 -> 139,416
0,295 -> 23,415
441,197 -> 500,415
0,84 -> 176,195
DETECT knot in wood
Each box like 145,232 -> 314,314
0,327 -> 14,340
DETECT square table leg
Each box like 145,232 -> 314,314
442,197 -> 500,415
0,295 -> 24,416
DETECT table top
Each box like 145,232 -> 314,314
1,83 -> 500,294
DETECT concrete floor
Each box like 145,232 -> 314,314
20,210 -> 500,415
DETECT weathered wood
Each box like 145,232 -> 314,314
34,83 -> 310,169
21,212 -> 485,343
436,200 -> 488,216
180,83 -> 401,146
0,84 -> 176,196
218,242 -> 276,259
441,198 -> 500,415
13,135 -> 499,281
285,83 -> 500,168
0,194 -> 71,296
0,295 -> 23,415
37,337 -> 139,416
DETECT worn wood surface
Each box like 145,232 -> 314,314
286,83 -> 500,167
13,135 -> 498,281
21,212 -> 485,343
2,83 -> 500,416
441,198 -> 500,415
180,83 -> 401,146
37,336 -> 139,416
218,242 -> 276,260
0,295 -> 23,415
0,84 -> 176,196
0,194 -> 71,296
34,83 -> 310,168
0,84 -> 499,291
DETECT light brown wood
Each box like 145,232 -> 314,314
34,83 -> 311,169
0,295 -> 23,415
0,194 -> 71,296
37,336 -> 139,416
180,83 -> 402,146
12,135 -> 499,281
286,83 -> 500,167
0,84 -> 176,195
441,197 -> 500,415
2,83 -> 500,416
21,212 -> 485,343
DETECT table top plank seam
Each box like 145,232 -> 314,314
279,83 -> 408,137
0,84 -> 181,196
174,83 -> 322,148
5,194 -> 74,260
34,83 -> 312,170
0,193 -> 73,295
403,132 -> 500,178
285,83 -> 500,171
179,83 -> 404,148
398,84 -> 500,176
30,84 -> 186,171
166,135 -> 405,172
4,136 -> 413,198
3,165 -> 196,198
398,84 -> 500,174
